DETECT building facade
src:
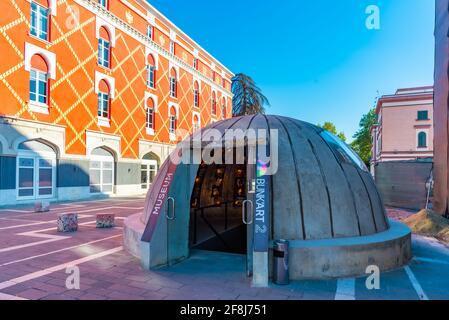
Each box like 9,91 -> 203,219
434,0 -> 449,215
0,0 -> 233,205
370,87 -> 434,171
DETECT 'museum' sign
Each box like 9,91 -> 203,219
141,157 -> 178,242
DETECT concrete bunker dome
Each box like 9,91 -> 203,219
124,114 -> 411,281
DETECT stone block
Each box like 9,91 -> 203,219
96,213 -> 115,228
34,201 -> 50,213
57,213 -> 78,233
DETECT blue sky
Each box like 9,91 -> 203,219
149,0 -> 435,140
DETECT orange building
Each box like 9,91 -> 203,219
0,0 -> 233,205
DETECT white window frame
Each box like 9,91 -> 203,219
89,154 -> 114,194
141,159 -> 158,192
98,37 -> 111,68
146,107 -> 155,136
29,68 -> 48,106
30,1 -> 50,42
147,64 -> 155,88
16,149 -> 56,200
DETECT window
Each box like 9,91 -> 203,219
170,68 -> 177,98
147,24 -> 153,40
17,140 -> 56,199
418,132 -> 427,148
146,98 -> 155,131
193,115 -> 200,132
193,58 -> 198,70
146,108 -> 154,130
147,55 -> 156,88
221,98 -> 226,118
29,54 -> 49,105
211,92 -> 217,115
170,41 -> 175,54
169,107 -> 177,134
417,110 -> 429,121
98,0 -> 108,9
30,1 -> 50,41
97,80 -> 110,119
90,147 -> 114,194
193,81 -> 199,107
98,27 -> 111,68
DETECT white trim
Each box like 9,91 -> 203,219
170,30 -> 177,41
28,101 -> 49,115
95,71 -> 115,98
145,91 -> 158,112
96,16 -> 116,47
145,46 -> 159,69
382,100 -> 433,108
97,116 -> 110,128
85,130 -> 120,158
168,102 -> 179,118
145,127 -> 155,136
192,75 -> 201,91
26,0 -> 57,16
169,62 -> 180,78
24,42 -> 56,79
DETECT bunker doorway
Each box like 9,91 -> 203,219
189,162 -> 253,256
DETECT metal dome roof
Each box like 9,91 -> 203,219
142,114 -> 389,241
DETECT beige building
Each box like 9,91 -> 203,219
371,86 -> 434,173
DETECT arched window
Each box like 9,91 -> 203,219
211,91 -> 217,115
193,114 -> 200,132
221,97 -> 226,118
418,132 -> 427,148
97,79 -> 110,119
193,81 -> 199,108
170,68 -> 177,98
98,26 -> 111,68
30,0 -> 50,41
147,54 -> 156,88
17,140 -> 56,199
146,97 -> 155,131
169,106 -> 177,134
141,152 -> 159,191
30,54 -> 49,105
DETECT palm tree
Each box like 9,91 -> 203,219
231,73 -> 270,116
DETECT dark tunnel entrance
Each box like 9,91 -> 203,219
189,162 -> 249,255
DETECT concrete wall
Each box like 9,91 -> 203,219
375,161 -> 433,210
57,159 -> 90,188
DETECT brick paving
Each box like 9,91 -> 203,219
0,199 -> 448,300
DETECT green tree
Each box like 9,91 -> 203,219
318,122 -> 347,142
231,73 -> 269,116
351,108 -> 377,164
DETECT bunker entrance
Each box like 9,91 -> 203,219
189,162 -> 251,255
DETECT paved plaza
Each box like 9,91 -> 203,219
0,197 -> 447,300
